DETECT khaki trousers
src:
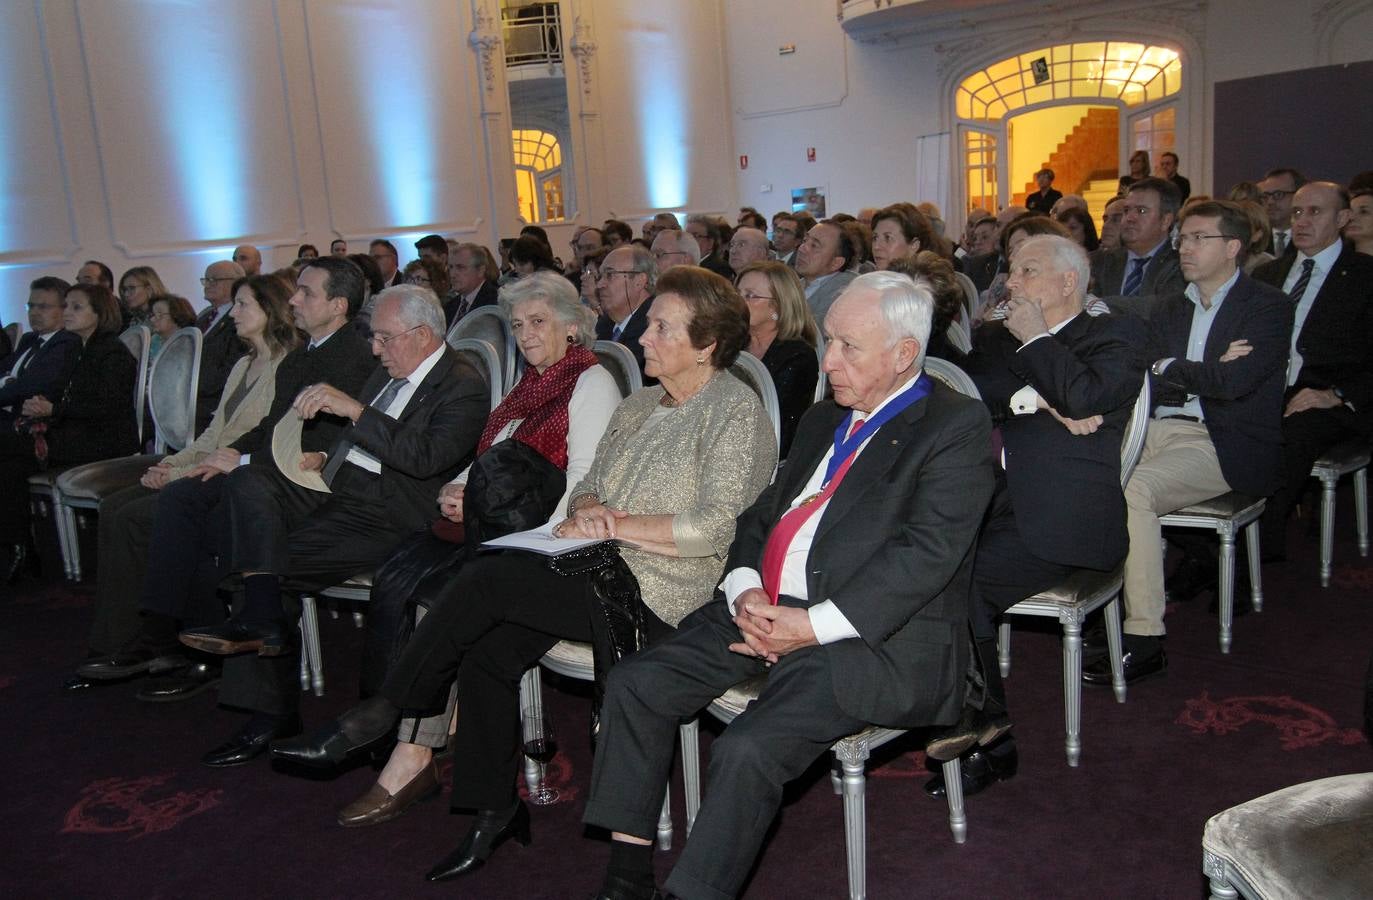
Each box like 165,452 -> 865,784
1122,418 -> 1231,636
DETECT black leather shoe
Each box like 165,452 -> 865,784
1164,555 -> 1216,603
425,802 -> 532,882
5,542 -> 38,585
924,739 -> 1018,799
201,714 -> 301,768
595,873 -> 667,900
270,697 -> 399,770
925,706 -> 980,761
76,649 -> 183,681
179,619 -> 290,657
1083,645 -> 1167,686
136,662 -> 221,702
62,674 -> 96,692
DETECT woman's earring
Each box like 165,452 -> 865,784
770,312 -> 779,321
566,334 -> 575,344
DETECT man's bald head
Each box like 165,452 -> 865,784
232,245 -> 262,277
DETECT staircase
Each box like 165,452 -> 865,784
1012,107 -> 1119,222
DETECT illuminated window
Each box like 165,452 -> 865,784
957,42 -> 1181,123
512,129 -> 564,222
964,131 -> 998,215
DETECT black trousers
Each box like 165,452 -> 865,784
381,551 -> 670,812
582,599 -> 865,900
140,475 -> 231,622
0,431 -> 40,544
1260,404 -> 1369,555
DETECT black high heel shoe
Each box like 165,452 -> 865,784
269,697 -> 398,769
425,802 -> 532,882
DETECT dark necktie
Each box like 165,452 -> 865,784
611,323 -> 624,341
320,377 -> 408,485
1287,258 -> 1315,304
1274,230 -> 1288,256
196,309 -> 216,334
13,338 -> 38,376
1122,256 -> 1151,296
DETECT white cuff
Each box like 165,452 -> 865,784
720,567 -> 763,615
238,453 -> 250,467
1010,384 -> 1041,416
807,601 -> 860,645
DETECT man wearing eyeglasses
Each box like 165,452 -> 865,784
594,245 -> 658,381
195,259 -> 248,433
1253,181 -> 1373,562
771,213 -> 805,268
1090,176 -> 1187,319
0,276 -> 80,429
1082,201 -> 1293,687
444,242 -> 498,326
368,239 -> 403,287
1256,167 -> 1306,258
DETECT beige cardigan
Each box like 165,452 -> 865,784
162,352 -> 283,480
570,370 -> 777,626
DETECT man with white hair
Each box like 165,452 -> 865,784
928,234 -> 1145,798
583,272 -> 995,900
649,228 -> 701,271
726,226 -> 769,271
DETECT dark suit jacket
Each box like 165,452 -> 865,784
443,280 -> 499,327
195,307 -> 248,435
962,251 -> 1004,293
1253,244 -> 1373,423
759,338 -> 819,459
1025,188 -> 1062,214
0,330 -> 80,412
721,383 -> 995,728
1091,243 -> 1187,319
700,250 -> 734,280
596,297 -> 654,382
1169,174 -> 1192,202
47,331 -> 140,464
964,314 -> 1145,571
1145,273 -> 1293,496
328,346 -> 489,529
230,323 -> 377,459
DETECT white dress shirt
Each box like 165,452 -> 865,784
343,344 -> 446,474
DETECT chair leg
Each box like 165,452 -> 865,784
1320,473 -> 1337,587
657,790 -> 672,852
299,594 -> 324,696
1355,468 -> 1369,557
836,749 -> 869,900
49,493 -> 72,581
1207,876 -> 1240,900
679,719 -> 700,836
1060,616 -> 1083,767
298,640 -> 309,691
1103,597 -> 1127,704
64,505 -> 84,581
1244,521 -> 1264,613
518,668 -> 543,797
1217,531 -> 1235,653
997,621 -> 1011,678
940,758 -> 967,844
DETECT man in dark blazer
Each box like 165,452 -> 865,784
0,276 -> 79,426
938,234 -> 1144,796
1083,201 -> 1293,686
1025,168 -> 1063,214
593,244 -> 656,380
180,284 -> 488,766
582,273 -> 995,900
1091,177 -> 1187,320
194,259 -> 249,434
443,242 -> 499,327
1252,181 -> 1373,559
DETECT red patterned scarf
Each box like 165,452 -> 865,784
476,343 -> 597,470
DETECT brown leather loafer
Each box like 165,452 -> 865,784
337,761 -> 440,827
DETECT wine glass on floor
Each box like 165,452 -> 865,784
522,709 -> 559,806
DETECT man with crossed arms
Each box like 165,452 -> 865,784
581,271 -> 994,900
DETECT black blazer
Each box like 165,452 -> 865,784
596,298 -> 654,382
964,313 -> 1146,571
1091,244 -> 1187,319
700,251 -> 734,280
230,323 -> 378,459
962,251 -> 1004,293
328,346 -> 489,530
1253,244 -> 1373,423
195,308 -> 248,435
720,383 -> 994,728
1025,188 -> 1062,214
443,280 -> 499,327
47,331 -> 140,464
1145,273 -> 1292,497
0,330 -> 80,412
760,338 -> 819,459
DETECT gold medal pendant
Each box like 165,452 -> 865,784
799,492 -> 822,506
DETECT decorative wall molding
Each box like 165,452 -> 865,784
568,15 -> 597,104
469,2 -> 503,96
1314,0 -> 1373,64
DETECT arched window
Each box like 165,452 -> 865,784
512,128 -> 564,223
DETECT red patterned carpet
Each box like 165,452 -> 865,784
2,495 -> 1369,899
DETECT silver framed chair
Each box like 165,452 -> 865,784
996,380 -> 1151,766
1157,493 -> 1265,652
813,333 -> 828,403
954,271 -> 979,324
592,340 -> 643,398
1310,439 -> 1370,587
729,351 -> 781,453
446,306 -> 517,395
4,320 -> 23,348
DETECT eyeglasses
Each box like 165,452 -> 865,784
200,277 -> 234,286
406,275 -> 431,286
370,324 -> 423,347
1260,190 -> 1293,202
1171,233 -> 1232,249
740,291 -> 775,302
597,268 -> 637,280
26,302 -> 60,311
148,311 -> 171,321
773,228 -> 798,238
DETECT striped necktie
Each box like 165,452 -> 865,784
1122,256 -> 1151,296
1287,259 -> 1315,304
320,377 -> 408,485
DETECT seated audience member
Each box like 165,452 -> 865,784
1227,181 -> 1263,205
330,239 -> 348,257
1025,168 -> 1063,214
195,259 -> 249,434
735,260 -> 820,458
1083,201 -> 1292,686
348,253 -> 387,333
404,257 -> 450,301
271,268 -> 776,886
369,239 -> 403,288
274,273 -> 620,827
415,234 -> 448,267
737,208 -> 768,231
117,266 -> 168,327
603,219 -> 634,249
978,214 -> 1106,320
1254,181 -> 1373,561
1050,194 -> 1088,218
594,244 -> 658,378
76,259 -> 115,291
771,213 -> 806,268
73,276 -> 299,692
651,229 -> 701,272
0,276 -> 79,429
147,294 -> 197,360
580,271 -> 993,900
579,246 -> 610,314
232,245 -> 263,277
1157,151 -> 1191,202
564,227 -> 607,293
1098,195 -> 1127,251
870,203 -> 934,271
445,242 -> 500,326
1238,200 -> 1277,274
889,251 -> 970,363
687,214 -> 733,278
928,235 -> 1144,799
1118,149 -> 1150,195
963,205 -> 1027,294
297,244 -> 320,259
957,208 -> 994,258
1257,167 -> 1306,257
1345,188 -> 1373,257
0,283 -> 139,580
796,219 -> 861,321
1091,176 -> 1186,319
178,283 -> 489,765
642,213 -> 681,249
1056,206 -> 1100,252
509,234 -> 562,278
727,226 -> 770,272
274,266 -> 300,288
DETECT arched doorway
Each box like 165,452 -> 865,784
955,42 -> 1182,224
